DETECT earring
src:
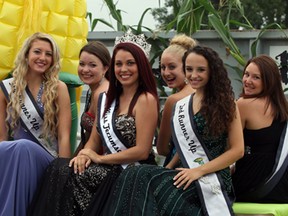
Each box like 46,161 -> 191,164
184,78 -> 189,85
115,79 -> 118,87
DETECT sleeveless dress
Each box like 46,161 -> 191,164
0,84 -> 54,216
80,112 -> 95,141
103,112 -> 232,216
73,111 -> 95,156
29,114 -> 156,216
73,89 -> 95,156
232,119 -> 288,203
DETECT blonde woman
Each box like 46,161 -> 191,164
157,34 -> 196,168
0,32 -> 71,216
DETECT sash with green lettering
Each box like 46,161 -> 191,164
171,94 -> 234,216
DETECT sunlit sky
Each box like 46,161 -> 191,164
86,0 -> 161,31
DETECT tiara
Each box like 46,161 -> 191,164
114,29 -> 151,58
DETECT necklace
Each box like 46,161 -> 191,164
36,82 -> 44,108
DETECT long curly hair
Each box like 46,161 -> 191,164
183,45 -> 236,136
7,32 -> 61,138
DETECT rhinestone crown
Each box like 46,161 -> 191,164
114,29 -> 151,58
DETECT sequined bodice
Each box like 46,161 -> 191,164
97,109 -> 155,164
114,114 -> 136,147
193,112 -> 232,194
193,112 -> 228,159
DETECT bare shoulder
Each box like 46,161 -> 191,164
134,92 -> 158,117
56,81 -> 70,101
237,97 -> 265,110
164,94 -> 179,108
138,92 -> 157,102
237,97 -> 250,105
92,89 -> 106,107
137,92 -> 157,105
57,80 -> 69,91
165,91 -> 189,106
238,97 -> 273,128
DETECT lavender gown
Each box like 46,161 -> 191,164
0,83 -> 55,216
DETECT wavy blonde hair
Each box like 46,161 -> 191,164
7,32 -> 61,139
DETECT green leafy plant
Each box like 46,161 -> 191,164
165,0 -> 287,73
86,12 -> 114,31
88,0 -> 170,96
88,0 -> 287,91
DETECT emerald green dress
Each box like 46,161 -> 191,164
104,112 -> 233,216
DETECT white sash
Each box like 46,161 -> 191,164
98,93 -> 140,169
267,122 -> 288,181
171,94 -> 233,216
1,78 -> 58,157
249,121 -> 288,198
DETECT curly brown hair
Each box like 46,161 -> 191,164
183,45 -> 236,136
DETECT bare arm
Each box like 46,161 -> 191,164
0,88 -> 8,141
236,98 -> 247,129
83,119 -> 103,153
174,102 -> 244,189
82,91 -> 104,154
156,96 -> 177,156
88,80 -> 109,116
165,153 -> 180,169
69,92 -> 107,173
56,81 -> 72,158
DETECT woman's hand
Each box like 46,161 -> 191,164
79,148 -> 103,164
69,154 -> 91,174
173,167 -> 203,190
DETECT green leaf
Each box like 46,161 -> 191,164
91,19 -> 114,31
136,8 -> 152,33
229,20 -> 254,29
250,23 -> 287,57
86,12 -> 92,23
